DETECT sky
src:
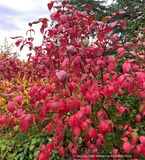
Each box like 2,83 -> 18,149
0,0 -> 112,61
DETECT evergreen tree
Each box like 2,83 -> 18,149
110,0 -> 145,20
64,0 -> 110,21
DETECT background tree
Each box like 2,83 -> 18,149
61,0 -> 110,21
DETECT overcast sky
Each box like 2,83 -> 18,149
0,0 -> 112,61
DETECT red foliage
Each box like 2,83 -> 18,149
1,1 -> 145,159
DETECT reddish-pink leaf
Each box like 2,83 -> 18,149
69,115 -> 77,126
9,116 -> 15,128
80,84 -> 86,96
40,90 -> 47,99
58,24 -> 63,33
39,107 -> 46,118
119,22 -> 126,29
68,143 -> 73,151
67,45 -> 77,56
117,47 -> 126,58
7,101 -> 15,113
59,147 -> 65,156
122,62 -> 131,73
86,105 -> 92,115
47,3 -> 53,10
123,142 -> 131,154
110,21 -> 117,29
82,121 -> 88,132
103,73 -> 110,83
25,114 -> 33,125
124,42 -> 132,48
121,137 -> 128,142
61,58 -> 68,69
141,146 -> 145,157
130,51 -> 137,57
97,110 -> 103,119
21,119 -> 28,132
72,125 -> 81,137
119,106 -> 125,115
60,46 -> 67,55
60,15 -> 67,23
56,70 -> 67,83
86,5 -> 92,11
16,109 -> 24,118
133,148 -> 140,159
0,114 -> 6,125
46,149 -> 51,159
40,25 -> 45,34
95,26 -> 99,34
16,95 -> 23,106
136,114 -> 141,123
139,136 -> 145,147
89,127 -> 97,139
97,49 -> 103,56
96,138 -> 101,147
39,153 -> 46,160
108,63 -> 114,72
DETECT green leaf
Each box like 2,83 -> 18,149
31,138 -> 37,144
29,144 -> 34,151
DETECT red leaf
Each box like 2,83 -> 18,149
108,63 -> 114,72
123,142 -> 131,154
133,148 -> 140,159
59,147 -> 65,156
89,127 -> 97,139
119,22 -> 126,29
57,24 -> 63,33
16,109 -> 24,118
47,3 -> 53,10
15,39 -> 22,47
40,25 -> 44,34
16,95 -> 23,106
21,119 -> 28,132
136,114 -> 141,123
68,143 -> 73,151
141,146 -> 145,157
60,15 -> 67,23
121,137 -> 128,142
117,47 -> 126,58
103,73 -> 110,83
119,106 -> 125,115
0,114 -> 6,125
130,51 -> 137,57
40,90 -> 47,99
67,45 -> 77,56
9,116 -> 15,128
86,105 -> 92,115
56,70 -> 67,83
97,49 -> 103,56
86,5 -> 92,11
122,62 -> 131,73
7,101 -> 15,113
82,121 -> 88,132
72,125 -> 81,137
110,21 -> 117,29
95,26 -> 99,34
39,107 -> 46,118
139,136 -> 145,147
124,42 -> 132,48
97,110 -> 103,119
80,84 -> 86,96
60,46 -> 67,55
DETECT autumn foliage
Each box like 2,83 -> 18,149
1,1 -> 145,159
